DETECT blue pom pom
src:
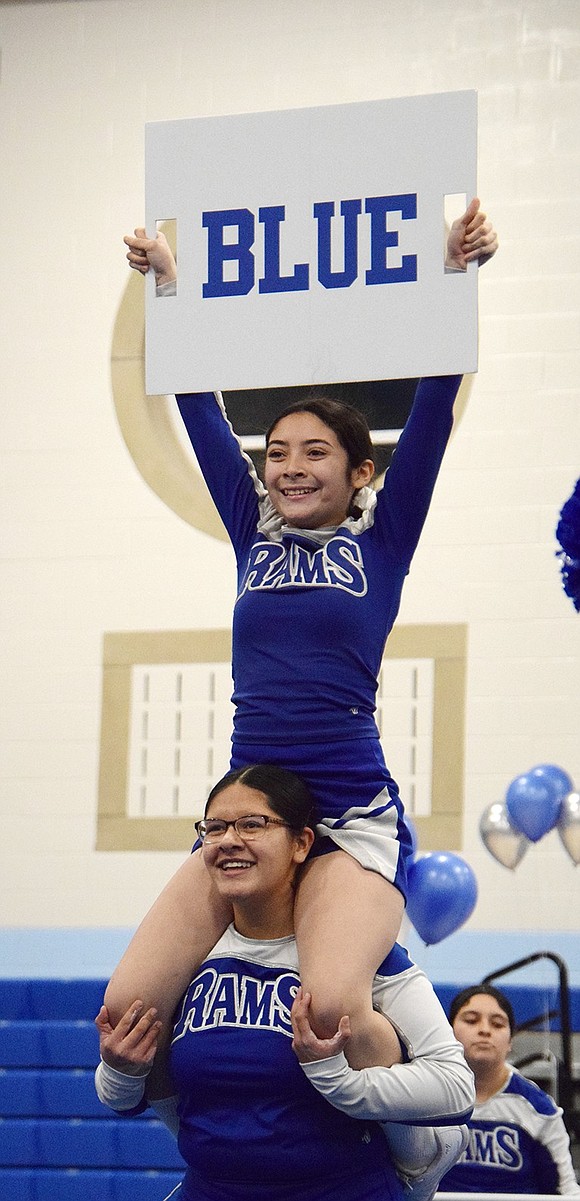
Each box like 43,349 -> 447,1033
556,478 -> 580,612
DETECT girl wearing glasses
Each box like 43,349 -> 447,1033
106,201 -> 496,1144
96,765 -> 473,1201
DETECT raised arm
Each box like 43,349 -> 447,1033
375,373 -> 461,566
122,226 -> 264,557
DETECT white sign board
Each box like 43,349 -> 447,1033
145,91 -> 477,396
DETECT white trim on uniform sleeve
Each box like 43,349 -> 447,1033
94,1058 -> 148,1110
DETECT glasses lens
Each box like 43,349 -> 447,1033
236,816 -> 268,837
200,820 -> 227,842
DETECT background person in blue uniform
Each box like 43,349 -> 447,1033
440,984 -> 580,1195
96,764 -> 474,1201
106,202 -> 498,1088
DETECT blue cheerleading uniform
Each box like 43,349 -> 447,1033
177,375 -> 461,895
441,1068 -> 580,1194
167,930 -> 471,1201
95,935 -> 474,1199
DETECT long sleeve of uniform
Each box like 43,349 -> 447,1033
544,1114 -> 580,1194
94,1059 -> 148,1110
375,374 -> 461,566
535,1107 -> 580,1195
176,390 -> 264,564
95,1063 -> 179,1137
301,950 -> 474,1125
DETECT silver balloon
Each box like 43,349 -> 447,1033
557,791 -> 580,865
479,801 -> 529,870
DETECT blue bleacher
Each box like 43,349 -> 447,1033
0,980 -> 185,1201
0,1068 -> 104,1117
0,1169 -> 184,1201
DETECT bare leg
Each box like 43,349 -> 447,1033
105,848 -> 232,1031
294,850 -> 404,1070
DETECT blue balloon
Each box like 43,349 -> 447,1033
505,770 -> 564,842
529,763 -> 574,802
406,852 -> 478,945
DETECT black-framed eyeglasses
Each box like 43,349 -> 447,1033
195,815 -> 291,843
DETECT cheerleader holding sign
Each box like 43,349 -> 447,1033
108,200 -> 497,1104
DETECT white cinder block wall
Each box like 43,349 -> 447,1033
1,0 -> 578,973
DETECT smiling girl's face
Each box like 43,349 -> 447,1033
265,411 -> 373,529
202,781 -> 313,916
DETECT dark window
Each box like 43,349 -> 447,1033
223,378 -> 418,478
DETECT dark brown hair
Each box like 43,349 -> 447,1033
449,984 -> 516,1036
205,763 -> 316,833
266,396 -> 374,473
